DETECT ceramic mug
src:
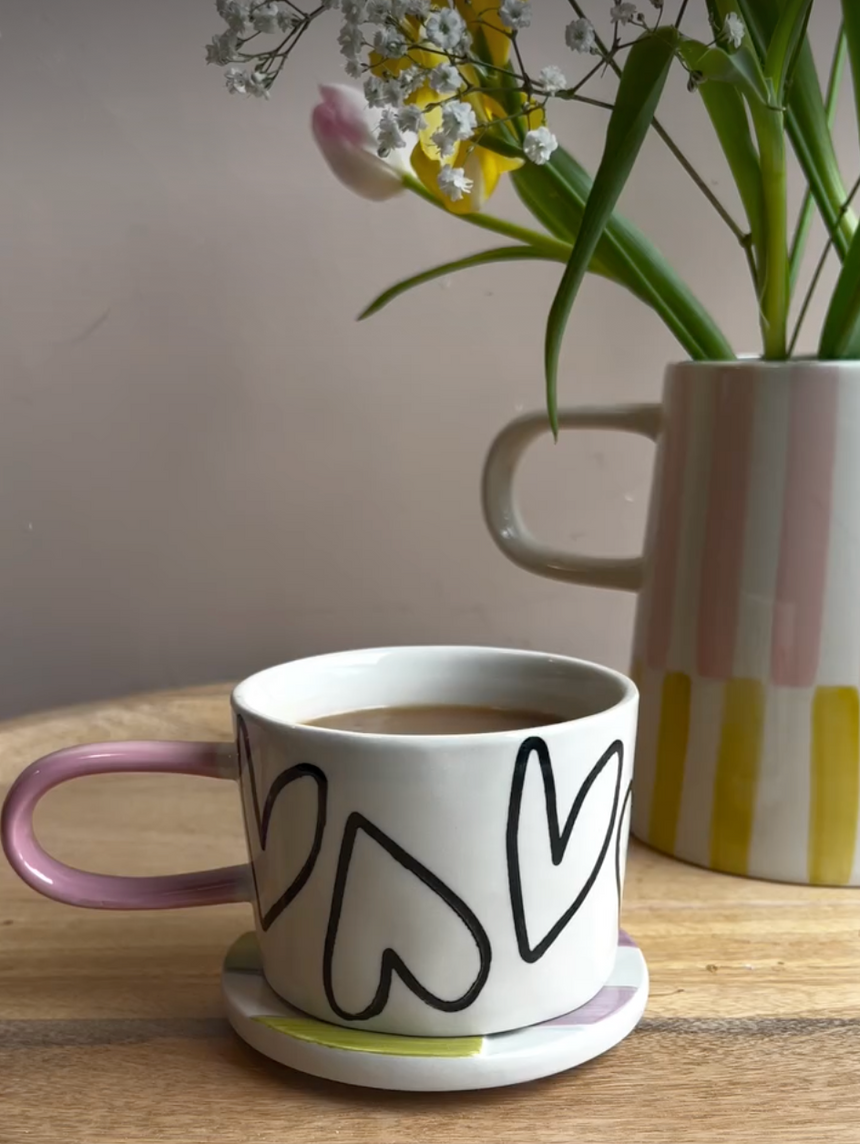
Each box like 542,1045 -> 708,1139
1,646 -> 637,1036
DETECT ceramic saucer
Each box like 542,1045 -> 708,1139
221,930 -> 648,1091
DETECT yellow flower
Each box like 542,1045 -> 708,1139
408,2 -> 543,213
453,0 -> 512,68
369,1 -> 542,214
410,91 -> 525,215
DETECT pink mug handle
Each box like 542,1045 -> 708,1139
1,741 -> 250,909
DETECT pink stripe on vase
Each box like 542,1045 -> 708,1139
697,375 -> 757,679
645,375 -> 692,669
771,375 -> 839,687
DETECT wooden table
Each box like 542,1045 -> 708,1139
1,686 -> 859,1143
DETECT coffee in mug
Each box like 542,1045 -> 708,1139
305,704 -> 565,735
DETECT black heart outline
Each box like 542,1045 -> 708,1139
323,812 -> 492,1022
615,779 -> 633,909
236,713 -> 327,933
507,736 -> 624,963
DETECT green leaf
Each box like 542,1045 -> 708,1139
358,246 -> 573,320
696,80 -> 765,268
787,41 -> 856,256
738,0 -> 856,257
820,226 -> 860,359
511,147 -> 734,365
512,165 -> 580,245
843,0 -> 860,148
544,29 -> 679,433
765,0 -> 813,101
790,27 -> 846,295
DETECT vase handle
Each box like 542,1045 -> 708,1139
482,404 -> 662,592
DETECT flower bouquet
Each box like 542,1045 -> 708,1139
207,0 -> 859,428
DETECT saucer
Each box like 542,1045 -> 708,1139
221,931 -> 649,1091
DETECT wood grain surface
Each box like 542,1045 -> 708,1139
1,685 -> 859,1143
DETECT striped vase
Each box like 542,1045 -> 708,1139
482,360 -> 860,885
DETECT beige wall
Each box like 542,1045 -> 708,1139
1,1 -> 853,716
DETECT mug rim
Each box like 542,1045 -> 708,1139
231,645 -> 638,744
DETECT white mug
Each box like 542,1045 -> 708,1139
2,646 -> 638,1036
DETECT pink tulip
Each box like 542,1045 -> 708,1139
311,85 -> 409,202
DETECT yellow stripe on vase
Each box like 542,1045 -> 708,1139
648,673 -> 691,855
710,679 -> 765,876
809,687 -> 860,886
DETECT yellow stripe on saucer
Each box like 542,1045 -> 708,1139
809,687 -> 860,885
255,1017 -> 483,1058
710,679 -> 765,876
648,673 -> 691,855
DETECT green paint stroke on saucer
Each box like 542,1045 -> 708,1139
224,932 -> 264,974
255,1017 -> 483,1058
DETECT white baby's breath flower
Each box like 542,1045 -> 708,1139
245,69 -> 271,98
433,135 -> 457,159
338,20 -> 365,59
431,98 -> 477,157
424,6 -> 467,52
539,65 -> 567,94
610,2 -> 638,24
440,99 -> 477,137
366,0 -> 392,21
381,78 -> 407,106
397,67 -> 423,96
344,59 -> 363,77
341,0 -> 367,23
252,2 -> 282,34
377,108 -> 406,155
429,63 -> 463,95
498,0 -> 531,30
218,0 -> 251,33
524,125 -> 558,165
722,12 -> 745,49
224,65 -> 250,94
565,17 -> 596,54
438,165 -> 473,201
363,74 -> 386,107
397,104 -> 427,133
205,31 -> 240,65
373,26 -> 407,59
403,0 -> 430,14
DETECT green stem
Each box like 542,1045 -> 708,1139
401,173 -> 571,259
751,103 -> 789,358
